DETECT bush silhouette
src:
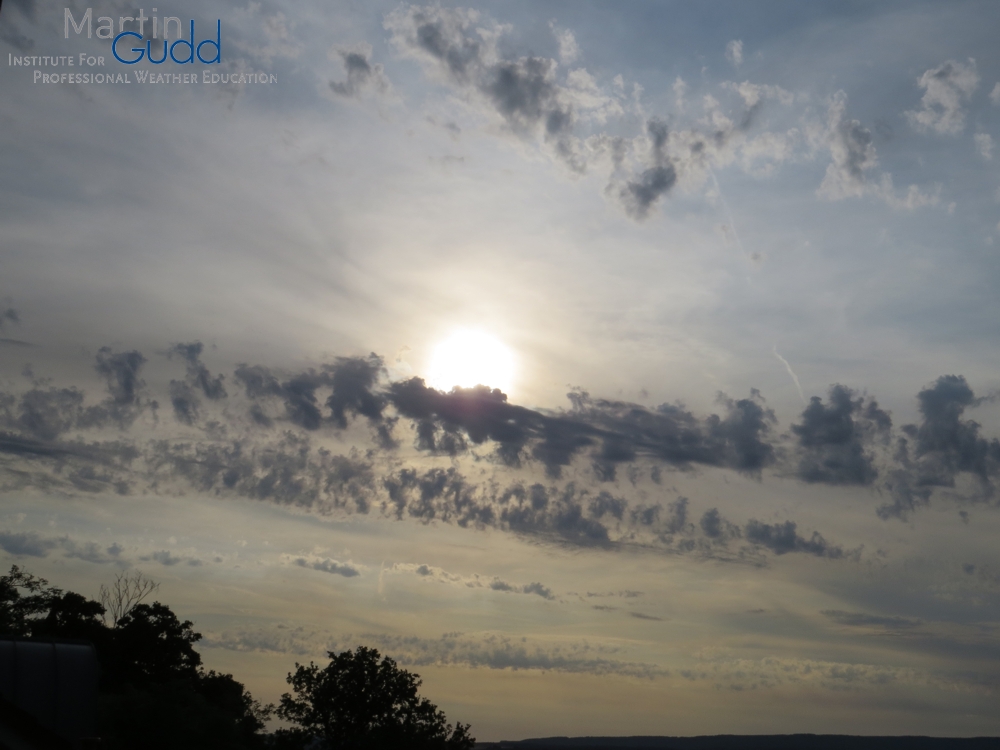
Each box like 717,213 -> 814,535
276,646 -> 474,749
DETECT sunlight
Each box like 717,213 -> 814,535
426,328 -> 515,395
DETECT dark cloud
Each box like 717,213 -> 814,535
877,465 -> 933,521
61,539 -> 120,564
0,349 -> 155,438
792,385 -> 891,485
0,528 -> 125,564
6,0 -> 37,21
661,496 -> 688,535
234,365 -> 325,430
233,356 -> 384,433
744,519 -> 843,558
326,354 -> 386,429
171,342 -> 227,399
821,610 -> 922,629
0,309 -> 28,346
488,578 -> 554,600
4,342 -> 999,539
166,342 -> 227,425
629,612 -> 663,621
909,375 -> 999,484
329,47 -> 391,98
386,6 -> 798,223
385,377 -> 776,480
588,491 -> 626,521
818,92 -> 877,200
386,5 -> 580,171
0,308 -> 19,328
877,375 -> 1000,520
140,550 -> 202,567
294,557 -> 361,578
343,631 -> 669,678
169,381 -> 200,425
95,347 -> 146,406
5,387 -> 86,441
0,21 -> 34,51
147,434 -> 377,514
618,119 -> 677,220
700,508 -> 723,538
0,529 -> 57,557
619,165 -> 677,220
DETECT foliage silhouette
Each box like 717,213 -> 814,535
99,569 -> 159,627
1,565 -> 273,750
0,565 -> 64,636
276,646 -> 475,750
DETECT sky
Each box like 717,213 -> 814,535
2,0 -> 1000,741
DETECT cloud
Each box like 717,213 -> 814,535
95,347 -> 146,407
991,83 -> 1000,105
743,520 -> 844,558
974,133 -> 994,161
906,59 -> 980,135
385,6 -> 807,220
202,624 -> 325,656
385,5 -> 584,170
3,346 -> 998,534
244,9 -> 302,65
167,342 -> 230,426
0,529 -> 58,557
292,555 -> 362,578
0,529 -> 125,563
617,120 -> 677,220
791,385 -> 891,485
817,92 -> 878,200
329,44 -> 392,99
819,92 -> 939,209
0,347 -> 161,440
673,76 -> 687,110
0,1 -> 35,51
549,22 -> 580,64
141,550 -> 202,567
725,40 -> 743,68
699,508 -> 740,541
822,610 -> 922,629
387,378 -> 776,481
233,354 -> 385,432
629,612 -> 663,621
0,308 -> 19,329
330,631 -> 670,679
722,81 -> 793,109
884,376 -> 1000,509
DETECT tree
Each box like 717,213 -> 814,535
0,565 -> 63,636
106,601 -> 203,688
0,566 -> 274,750
99,569 -> 159,628
276,646 -> 474,750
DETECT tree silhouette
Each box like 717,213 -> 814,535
276,646 -> 474,750
1,566 -> 273,749
0,565 -> 64,635
99,569 -> 159,627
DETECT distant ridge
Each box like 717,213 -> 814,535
476,736 -> 1000,750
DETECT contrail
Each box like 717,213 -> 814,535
710,170 -> 750,263
773,345 -> 806,404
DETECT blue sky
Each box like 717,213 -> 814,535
2,0 -> 1000,740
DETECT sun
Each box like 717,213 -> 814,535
426,329 -> 515,395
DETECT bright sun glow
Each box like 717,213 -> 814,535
427,329 -> 515,394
